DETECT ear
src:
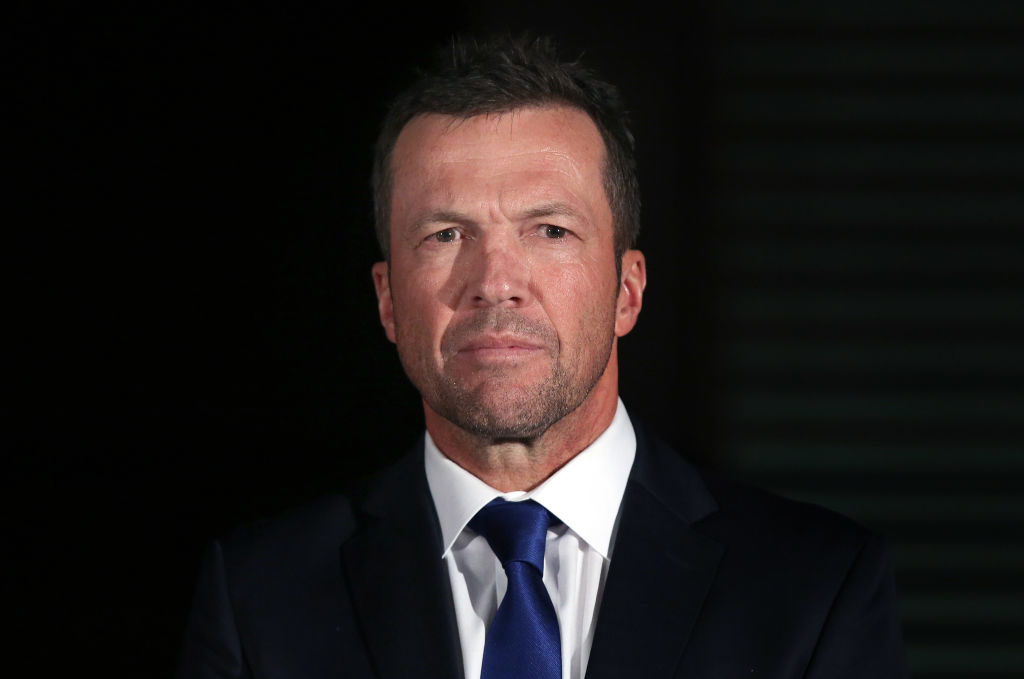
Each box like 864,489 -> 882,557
614,249 -> 646,338
371,261 -> 397,344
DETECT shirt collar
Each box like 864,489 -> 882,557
424,398 -> 636,560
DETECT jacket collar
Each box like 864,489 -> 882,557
584,421 -> 724,679
341,441 -> 465,679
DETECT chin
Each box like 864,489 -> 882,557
449,408 -> 556,442
433,376 -> 584,442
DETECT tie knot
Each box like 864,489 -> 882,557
469,499 -> 556,573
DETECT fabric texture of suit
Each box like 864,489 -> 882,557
176,422 -> 909,678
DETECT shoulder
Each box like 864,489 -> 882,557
223,494 -> 357,551
697,473 -> 889,586
626,427 -> 907,676
684,466 -> 893,613
212,447 -> 427,575
709,473 -> 898,601
700,472 -> 875,548
632,421 -> 883,568
210,494 -> 357,589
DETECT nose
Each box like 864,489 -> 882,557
463,239 -> 532,308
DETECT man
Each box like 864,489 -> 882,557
177,36 -> 908,678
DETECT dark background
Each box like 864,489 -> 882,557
9,2 -> 1024,677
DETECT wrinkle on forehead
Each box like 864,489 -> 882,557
423,152 -> 591,203
390,106 -> 612,237
396,106 -> 605,169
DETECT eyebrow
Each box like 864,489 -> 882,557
517,201 -> 584,222
407,201 -> 584,234
406,210 -> 473,235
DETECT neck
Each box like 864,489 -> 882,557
424,354 -> 620,492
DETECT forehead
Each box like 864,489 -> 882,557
389,106 -> 608,202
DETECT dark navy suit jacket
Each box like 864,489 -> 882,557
177,424 -> 909,678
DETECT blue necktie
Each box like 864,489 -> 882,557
470,499 -> 561,679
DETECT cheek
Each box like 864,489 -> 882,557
539,261 -> 618,336
392,278 -> 451,353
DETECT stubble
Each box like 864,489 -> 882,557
397,305 -> 615,442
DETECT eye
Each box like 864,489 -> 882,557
430,228 -> 459,243
540,225 -> 568,239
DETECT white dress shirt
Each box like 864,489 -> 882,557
424,398 -> 637,679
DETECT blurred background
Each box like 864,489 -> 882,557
9,1 -> 1023,676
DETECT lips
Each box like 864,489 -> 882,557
439,309 -> 558,360
459,335 -> 545,352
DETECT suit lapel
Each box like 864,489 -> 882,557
341,445 -> 463,679
585,425 -> 724,679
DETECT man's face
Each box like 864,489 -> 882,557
373,106 -> 637,440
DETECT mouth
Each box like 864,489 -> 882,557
456,335 -> 547,360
